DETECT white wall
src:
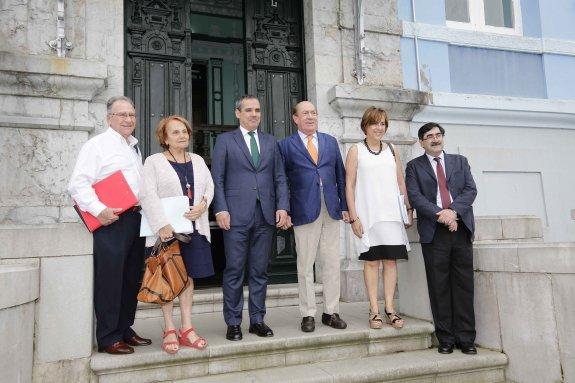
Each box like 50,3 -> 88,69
410,92 -> 575,242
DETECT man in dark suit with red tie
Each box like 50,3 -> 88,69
405,122 -> 478,355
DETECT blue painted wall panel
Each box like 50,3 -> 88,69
449,46 -> 546,98
413,0 -> 446,25
419,40 -> 451,92
539,0 -> 575,39
398,0 -> 413,21
401,37 -> 418,89
520,0 -> 542,37
543,54 -> 575,100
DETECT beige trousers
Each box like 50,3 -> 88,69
293,198 -> 341,317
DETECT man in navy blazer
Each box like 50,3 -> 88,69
405,122 -> 478,355
211,95 -> 289,341
278,101 -> 349,332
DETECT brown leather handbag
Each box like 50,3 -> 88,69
137,233 -> 191,304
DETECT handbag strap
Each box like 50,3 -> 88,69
151,232 -> 192,255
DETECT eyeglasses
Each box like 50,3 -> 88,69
109,112 -> 136,119
422,133 -> 444,140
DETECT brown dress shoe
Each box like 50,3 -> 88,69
99,341 -> 134,354
124,334 -> 152,347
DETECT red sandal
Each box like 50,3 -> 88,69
179,327 -> 208,350
162,329 -> 179,354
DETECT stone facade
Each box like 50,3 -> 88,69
1,1 -> 573,382
398,216 -> 575,383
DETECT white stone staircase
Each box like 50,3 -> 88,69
136,283 -> 323,320
91,300 -> 507,383
92,216 -> 566,383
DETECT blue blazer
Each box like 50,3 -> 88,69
278,132 -> 348,226
405,152 -> 477,244
211,128 -> 289,227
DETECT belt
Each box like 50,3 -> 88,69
129,205 -> 142,212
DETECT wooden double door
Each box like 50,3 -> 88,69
125,0 -> 306,285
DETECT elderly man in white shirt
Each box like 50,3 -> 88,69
68,96 -> 151,355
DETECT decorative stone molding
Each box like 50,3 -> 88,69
328,84 -> 428,143
328,84 -> 429,120
403,21 -> 575,57
0,52 -> 107,132
0,72 -> 106,101
413,92 -> 575,130
0,52 -> 107,84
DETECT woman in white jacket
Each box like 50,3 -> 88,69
139,115 -> 214,354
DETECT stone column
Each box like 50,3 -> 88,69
302,0 -> 427,301
0,1 -> 123,382
329,85 -> 426,301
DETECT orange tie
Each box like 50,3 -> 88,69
307,135 -> 318,164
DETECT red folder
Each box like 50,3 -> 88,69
73,170 -> 138,232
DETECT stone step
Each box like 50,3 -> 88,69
91,302 -> 434,383
176,348 -> 508,383
136,283 -> 323,319
406,215 -> 543,243
474,242 -> 575,273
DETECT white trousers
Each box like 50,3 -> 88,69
293,198 -> 341,317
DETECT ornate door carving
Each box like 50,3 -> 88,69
246,0 -> 304,140
125,0 -> 305,285
125,0 -> 191,157
246,0 -> 305,283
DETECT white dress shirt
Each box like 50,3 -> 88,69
240,125 -> 260,154
297,130 -> 318,151
426,152 -> 453,208
68,127 -> 143,217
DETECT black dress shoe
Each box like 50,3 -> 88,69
226,325 -> 243,341
124,334 -> 152,347
249,322 -> 274,337
438,343 -> 454,354
321,313 -> 347,329
301,316 -> 315,332
458,343 -> 477,355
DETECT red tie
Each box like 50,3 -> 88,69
434,157 -> 451,209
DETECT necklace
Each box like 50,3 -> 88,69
167,149 -> 193,200
363,138 -> 383,155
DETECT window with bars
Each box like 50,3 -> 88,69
445,0 -> 521,35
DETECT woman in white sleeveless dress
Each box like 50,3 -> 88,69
345,107 -> 413,330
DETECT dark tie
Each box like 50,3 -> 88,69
434,157 -> 451,209
248,131 -> 260,167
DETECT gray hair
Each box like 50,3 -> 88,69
106,96 -> 135,114
234,94 -> 259,111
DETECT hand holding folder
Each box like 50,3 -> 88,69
74,171 -> 138,232
139,196 -> 193,237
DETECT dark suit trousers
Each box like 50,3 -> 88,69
93,210 -> 145,348
222,202 -> 274,326
421,224 -> 476,345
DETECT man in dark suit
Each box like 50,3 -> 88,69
405,122 -> 478,355
278,101 -> 349,332
211,95 -> 290,341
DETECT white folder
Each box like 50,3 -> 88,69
140,195 -> 193,237
397,194 -> 410,225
